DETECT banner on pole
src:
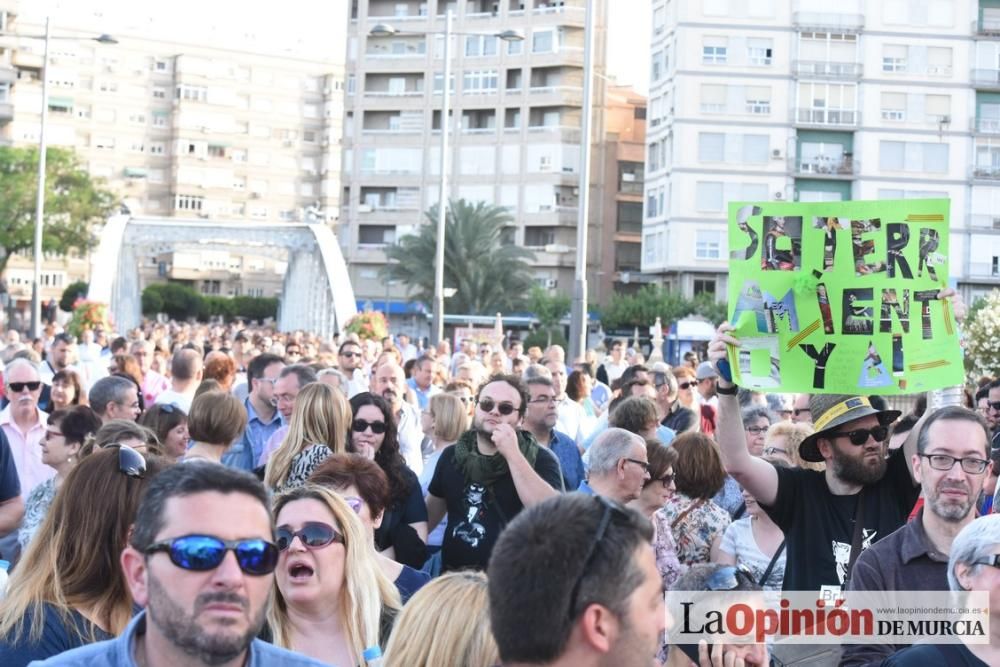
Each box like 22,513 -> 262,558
726,199 -> 962,395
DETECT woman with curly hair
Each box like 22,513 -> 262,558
348,393 -> 428,568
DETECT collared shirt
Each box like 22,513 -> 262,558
222,398 -> 282,472
547,429 -> 584,491
577,479 -> 596,495
27,609 -> 328,667
556,396 -> 587,445
842,507 -> 950,667
0,405 -> 53,498
396,401 -> 424,476
407,377 -> 440,411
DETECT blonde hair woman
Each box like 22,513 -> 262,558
265,383 -> 350,493
268,484 -> 401,666
383,571 -> 498,667
763,421 -> 823,471
419,393 -> 468,550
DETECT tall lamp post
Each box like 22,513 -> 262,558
1,18 -> 116,338
368,16 -> 523,346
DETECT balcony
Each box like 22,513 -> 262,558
967,262 -> 1000,280
971,165 -> 1000,180
526,124 -> 582,142
971,68 -> 1000,90
972,18 -> 1000,37
791,155 -> 858,178
527,85 -> 583,106
972,116 -> 1000,134
792,12 -> 864,32
967,214 -> 1000,230
792,60 -> 862,79
794,107 -> 859,128
524,206 -> 579,225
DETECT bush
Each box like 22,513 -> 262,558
140,289 -> 164,317
141,284 -> 279,324
523,328 -> 567,351
60,281 -> 89,312
231,296 -> 278,322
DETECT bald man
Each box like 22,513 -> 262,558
373,363 -> 424,475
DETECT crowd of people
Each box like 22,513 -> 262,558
0,298 -> 997,665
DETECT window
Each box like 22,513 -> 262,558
742,135 -> 769,163
927,47 -> 952,76
651,50 -> 662,81
879,140 -> 949,173
524,227 -> 556,247
696,230 -> 723,259
617,201 -> 643,233
359,225 -> 395,245
532,30 -> 554,53
698,133 -> 725,161
175,195 -> 205,211
208,145 -> 226,158
703,37 -> 728,64
882,45 -> 907,72
94,136 -> 115,150
149,142 -> 166,155
176,84 -> 208,102
745,86 -> 770,114
700,84 -> 726,113
507,39 -> 522,55
880,92 -> 906,121
152,86 -> 167,99
747,38 -> 772,66
97,80 -> 117,93
128,112 -> 146,125
694,278 -> 717,296
615,242 -> 641,272
696,182 -> 724,211
925,94 -> 949,123
463,70 -> 498,93
465,34 -> 498,57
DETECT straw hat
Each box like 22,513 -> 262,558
798,394 -> 900,463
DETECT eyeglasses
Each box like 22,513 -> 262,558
793,408 -> 811,417
340,351 -> 362,358
275,522 -> 344,551
145,535 -> 279,576
745,426 -> 768,435
477,397 -> 518,415
763,446 -> 788,457
829,425 -> 889,446
678,382 -> 694,390
919,453 -> 989,475
653,473 -> 675,487
102,444 -> 147,478
566,496 -> 631,619
342,496 -> 364,514
352,419 -> 386,434
706,565 -> 756,591
623,457 -> 650,473
971,555 -> 1000,569
8,381 -> 41,393
529,396 -> 558,405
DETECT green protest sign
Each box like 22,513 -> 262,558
725,199 -> 961,395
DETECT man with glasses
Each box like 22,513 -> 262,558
89,375 -> 142,424
523,375 -> 585,491
426,374 -> 562,572
710,323 -> 922,596
256,365 -> 317,468
791,393 -> 813,424
222,353 -> 284,472
842,406 -> 991,666
1,359 -> 53,498
579,428 -> 650,503
488,493 -> 666,667
40,462 -> 325,666
337,340 -> 368,397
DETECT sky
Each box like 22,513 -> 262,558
21,0 -> 651,94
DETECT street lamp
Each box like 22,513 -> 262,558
368,15 -> 522,346
0,18 -> 117,338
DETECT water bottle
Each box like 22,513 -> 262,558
362,645 -> 384,667
926,386 -> 964,412
0,560 -> 9,599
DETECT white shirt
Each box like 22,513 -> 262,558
395,401 -> 424,476
556,396 -> 587,445
344,368 -> 369,398
154,388 -> 195,414
602,359 -> 629,384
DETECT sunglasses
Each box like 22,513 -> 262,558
829,425 -> 889,446
649,472 -> 675,487
678,382 -> 694,390
567,496 -> 631,619
275,522 -> 344,552
8,381 -> 41,393
745,426 -> 768,435
352,419 -> 386,434
102,443 -> 147,478
145,535 -> 279,576
477,397 -> 517,415
989,401 -> 1000,411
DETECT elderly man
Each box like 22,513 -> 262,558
1,359 -> 52,497
154,347 -> 204,413
373,362 -> 423,474
89,375 -> 142,424
130,339 -> 170,406
579,427 -> 650,503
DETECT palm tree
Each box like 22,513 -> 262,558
383,199 -> 536,315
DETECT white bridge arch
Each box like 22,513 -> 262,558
88,215 -> 357,338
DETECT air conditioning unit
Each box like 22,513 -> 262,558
774,191 -> 784,200
545,278 -> 558,288
771,149 -> 782,159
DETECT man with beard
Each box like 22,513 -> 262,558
37,462 -> 324,667
709,322 -> 923,595
426,374 -> 562,572
373,362 -> 424,474
841,405 -> 991,666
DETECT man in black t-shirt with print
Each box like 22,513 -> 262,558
427,373 -> 563,572
709,324 -> 922,596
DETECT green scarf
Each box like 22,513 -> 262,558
453,428 -> 540,490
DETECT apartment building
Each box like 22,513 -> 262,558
644,0 -> 1000,303
343,0 -> 610,304
0,5 -> 346,316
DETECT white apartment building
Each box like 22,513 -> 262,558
643,0 -> 1000,304
343,0 -> 608,303
0,4 -> 347,314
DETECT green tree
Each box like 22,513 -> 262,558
964,289 -> 1000,379
0,146 -> 116,275
60,280 -> 89,312
690,292 -> 729,327
527,285 -> 570,347
598,285 -> 693,330
382,199 -> 536,315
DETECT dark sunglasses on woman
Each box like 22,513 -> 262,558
275,522 -> 345,551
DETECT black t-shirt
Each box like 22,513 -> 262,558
761,446 -> 918,593
374,466 -> 428,549
428,441 -> 562,572
0,430 -> 20,503
0,603 -> 112,667
662,406 -> 697,433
